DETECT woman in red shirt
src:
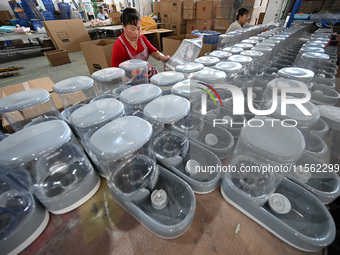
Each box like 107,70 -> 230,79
111,8 -> 170,78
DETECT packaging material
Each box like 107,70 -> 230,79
170,1 -> 184,24
214,19 -> 230,31
1,77 -> 62,132
161,13 -> 171,24
196,1 -> 218,20
183,9 -> 196,20
44,49 -> 71,66
141,16 -> 157,30
184,0 -> 197,9
164,23 -> 170,29
109,12 -> 121,24
148,29 -> 175,51
197,19 -> 215,31
43,19 -> 91,53
163,34 -> 217,58
216,7 -> 223,19
186,20 -> 198,34
80,39 -> 116,74
153,2 -> 161,15
243,0 -> 254,6
0,11 -> 12,21
169,24 -> 186,35
161,2 -> 170,13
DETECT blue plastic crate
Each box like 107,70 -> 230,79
32,22 -> 44,32
8,2 -> 29,19
10,19 -> 30,27
43,0 -> 55,12
43,10 -> 55,20
21,0 -> 38,20
57,3 -> 71,19
192,31 -> 221,45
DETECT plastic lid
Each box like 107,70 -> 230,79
277,67 -> 315,80
240,117 -> 305,163
267,78 -> 309,92
120,84 -> 162,105
143,95 -> 190,124
88,116 -> 152,160
70,98 -> 124,128
240,50 -> 264,59
151,189 -> 168,210
175,62 -> 204,73
265,39 -> 280,44
91,67 -> 125,82
293,165 -> 311,183
234,43 -> 253,50
150,71 -> 184,86
256,42 -> 275,47
241,39 -> 258,44
305,42 -> 326,48
193,68 -> 226,84
0,89 -> 50,112
205,133 -> 218,146
268,193 -> 291,214
302,52 -> 330,61
228,55 -> 253,64
249,36 -> 264,41
119,59 -> 147,71
0,120 -> 71,165
251,46 -> 272,52
300,47 -> 325,53
215,61 -> 243,73
171,79 -> 204,98
222,47 -> 244,54
185,159 -> 200,176
194,56 -> 220,66
209,50 -> 232,60
53,76 -> 94,94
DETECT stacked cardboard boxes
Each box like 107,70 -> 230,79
0,10 -> 13,26
153,2 -> 161,16
169,1 -> 186,35
214,1 -> 231,33
183,0 -> 196,20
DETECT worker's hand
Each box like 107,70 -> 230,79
161,55 -> 170,64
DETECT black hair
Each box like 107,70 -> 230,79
99,6 -> 103,10
121,7 -> 141,26
236,8 -> 249,21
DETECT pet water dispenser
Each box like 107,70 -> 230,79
119,59 -> 148,85
221,117 -> 336,252
0,120 -> 100,214
222,46 -> 244,55
277,67 -> 315,88
87,115 -> 196,238
150,71 -> 185,95
0,167 -> 49,255
194,56 -> 220,67
175,62 -> 204,79
209,50 -> 232,61
170,79 -> 204,100
214,61 -> 242,83
91,67 -> 126,95
0,89 -> 61,131
120,84 -> 162,116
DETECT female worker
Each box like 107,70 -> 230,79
111,7 -> 170,78
226,8 -> 252,33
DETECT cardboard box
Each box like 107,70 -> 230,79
243,0 -> 254,6
44,49 -> 71,66
170,1 -> 184,24
161,2 -> 170,12
148,29 -> 175,51
169,24 -> 186,35
1,77 -> 63,132
43,20 -> 91,53
162,34 -> 217,58
161,13 -> 171,23
186,20 -> 198,34
214,19 -> 230,31
109,12 -> 121,24
184,0 -> 197,9
216,7 -> 222,19
183,9 -> 196,20
197,19 -> 215,31
108,4 -> 117,11
164,23 -> 170,29
196,1 -> 218,20
80,39 -> 116,74
153,2 -> 161,15
0,10 -> 12,21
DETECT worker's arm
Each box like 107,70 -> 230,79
150,51 -> 170,64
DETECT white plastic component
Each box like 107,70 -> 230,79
294,165 -> 312,183
205,133 -> 218,146
185,159 -> 200,177
151,189 -> 168,210
269,193 -> 291,214
223,115 -> 233,127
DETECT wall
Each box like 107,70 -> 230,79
263,0 -> 290,24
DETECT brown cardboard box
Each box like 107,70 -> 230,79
186,20 -> 198,34
196,1 -> 218,20
214,19 -> 230,31
148,29 -> 175,51
0,10 -> 12,21
109,12 -> 121,24
161,13 -> 171,23
44,49 -> 71,66
243,0 -> 254,6
169,24 -> 186,35
184,0 -> 197,9
197,19 -> 215,31
216,7 -> 222,19
183,9 -> 196,20
43,20 -> 91,53
162,34 -> 217,57
80,39 -> 116,74
170,2 -> 184,24
161,2 -> 170,12
153,2 -> 161,15
108,4 -> 117,11
164,23 -> 170,29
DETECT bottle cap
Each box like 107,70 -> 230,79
205,133 -> 218,146
151,189 -> 168,210
185,159 -> 200,176
269,193 -> 291,214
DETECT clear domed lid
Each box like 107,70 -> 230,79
53,76 -> 94,94
240,50 -> 264,59
222,47 -> 244,54
175,62 -> 204,73
88,116 -> 152,160
256,42 -> 275,47
119,59 -> 147,71
194,56 -> 220,66
143,95 -> 190,124
215,61 -> 242,73
234,43 -> 253,50
251,46 -> 273,52
193,68 -> 226,84
0,89 -> 50,112
209,50 -> 232,60
240,117 -> 305,163
70,98 -> 124,128
91,67 -> 125,82
0,120 -> 71,165
171,79 -> 204,98
150,71 -> 184,86
120,84 -> 162,105
241,39 -> 258,45
228,55 -> 253,64
267,78 -> 309,92
277,67 -> 315,80
300,47 -> 325,53
302,52 -> 330,61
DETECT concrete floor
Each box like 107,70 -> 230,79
0,51 -> 165,88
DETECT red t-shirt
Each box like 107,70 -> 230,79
111,33 -> 158,67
